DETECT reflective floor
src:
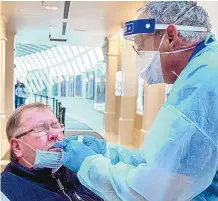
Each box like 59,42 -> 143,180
65,115 -> 92,131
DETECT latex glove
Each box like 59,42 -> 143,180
56,136 -> 107,155
54,139 -> 96,173
79,136 -> 107,155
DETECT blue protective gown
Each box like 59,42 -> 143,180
77,38 -> 218,201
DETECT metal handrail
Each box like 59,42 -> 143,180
34,94 -> 54,100
27,93 -> 54,99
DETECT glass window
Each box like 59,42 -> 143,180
82,54 -> 92,69
55,55 -> 62,63
95,47 -> 104,61
50,57 -> 57,65
41,52 -> 52,66
46,49 -> 54,58
21,57 -> 32,71
31,79 -> 38,93
14,70 -> 19,82
45,58 -> 52,66
71,46 -> 79,56
79,47 -> 86,53
64,46 -> 74,58
15,67 -> 22,78
20,62 -> 27,74
76,57 -> 86,72
31,55 -> 38,62
57,46 -> 65,55
63,46 -> 71,52
55,65 -> 62,76
58,76 -> 64,82
55,46 -> 67,61
60,64 -> 68,75
35,71 -> 43,89
20,57 -> 28,71
68,77 -> 74,97
26,56 -> 36,69
52,83 -> 59,96
88,51 -> 97,65
44,68 -> 54,85
41,51 -> 48,59
30,74 -> 40,92
58,48 -> 68,61
17,66 -> 25,75
71,60 -> 80,74
36,53 -> 47,68
19,64 -> 27,75
15,64 -> 23,76
51,48 -> 59,56
42,87 -> 48,96
95,67 -> 106,106
40,52 -> 45,61
50,67 -> 57,76
75,75 -> 82,96
39,69 -> 49,83
63,75 -> 70,81
85,72 -> 95,100
65,62 -> 74,75
66,49 -> 74,58
85,47 -> 91,50
40,69 -> 48,82
34,60 -> 42,69
61,80 -> 67,97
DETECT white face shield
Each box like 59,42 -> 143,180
121,18 -> 207,97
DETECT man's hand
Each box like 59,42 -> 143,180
54,139 -> 96,173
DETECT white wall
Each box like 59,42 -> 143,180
198,1 -> 218,38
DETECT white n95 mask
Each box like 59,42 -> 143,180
18,139 -> 63,173
139,51 -> 164,85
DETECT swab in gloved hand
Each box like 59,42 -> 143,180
55,136 -> 107,155
54,139 -> 96,173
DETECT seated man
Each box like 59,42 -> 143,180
1,103 -> 103,201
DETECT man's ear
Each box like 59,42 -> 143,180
10,138 -> 23,158
166,24 -> 179,51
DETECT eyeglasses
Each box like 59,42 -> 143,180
15,122 -> 63,139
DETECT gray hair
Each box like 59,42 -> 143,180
138,1 -> 212,43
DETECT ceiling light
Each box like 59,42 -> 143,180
49,25 -> 56,28
74,29 -> 86,32
45,5 -> 58,10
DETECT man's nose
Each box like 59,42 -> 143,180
47,130 -> 59,141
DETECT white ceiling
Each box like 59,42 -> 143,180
2,1 -> 143,46
2,1 -> 218,47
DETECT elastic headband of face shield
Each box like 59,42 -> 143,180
124,5 -> 208,46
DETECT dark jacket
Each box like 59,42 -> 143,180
1,160 -> 103,201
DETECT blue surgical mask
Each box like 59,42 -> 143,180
18,140 -> 63,173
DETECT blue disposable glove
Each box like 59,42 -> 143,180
80,136 -> 107,155
54,139 -> 96,173
56,136 -> 107,155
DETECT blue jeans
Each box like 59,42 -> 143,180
15,97 -> 26,108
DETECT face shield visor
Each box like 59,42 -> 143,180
121,18 -> 207,96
